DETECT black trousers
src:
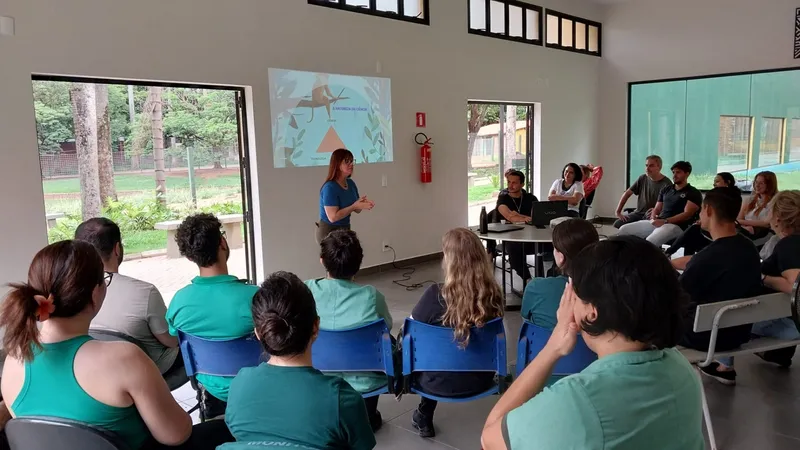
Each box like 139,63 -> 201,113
140,420 -> 234,450
363,396 -> 380,421
506,242 -> 534,281
613,211 -> 646,229
666,224 -> 710,256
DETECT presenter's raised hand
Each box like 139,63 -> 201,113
353,197 -> 373,212
361,196 -> 376,209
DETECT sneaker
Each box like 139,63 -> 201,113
411,409 -> 435,438
699,362 -> 737,386
755,350 -> 793,368
369,410 -> 383,432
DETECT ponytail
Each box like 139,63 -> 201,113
1,283 -> 43,361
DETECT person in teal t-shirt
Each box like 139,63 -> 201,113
483,237 -> 704,450
226,272 -> 375,450
306,229 -> 393,432
166,214 -> 257,408
521,219 -> 598,330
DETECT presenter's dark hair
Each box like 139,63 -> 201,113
568,236 -> 688,349
75,218 -> 121,260
671,161 -> 693,174
324,149 -> 354,186
175,213 -> 223,267
703,186 -> 742,223
252,271 -> 318,356
562,163 -> 584,183
320,230 -> 363,280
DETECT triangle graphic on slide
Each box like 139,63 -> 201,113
317,126 -> 346,153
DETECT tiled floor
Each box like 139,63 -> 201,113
173,258 -> 800,450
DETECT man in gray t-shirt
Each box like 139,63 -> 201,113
75,218 -> 182,375
614,155 -> 673,228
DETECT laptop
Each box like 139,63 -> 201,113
529,201 -> 568,227
486,223 -> 524,233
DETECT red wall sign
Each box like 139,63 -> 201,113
416,112 -> 427,128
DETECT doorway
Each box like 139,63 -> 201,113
31,76 -> 257,302
467,102 -> 537,226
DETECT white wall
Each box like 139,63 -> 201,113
0,0 -> 602,287
596,0 -> 800,215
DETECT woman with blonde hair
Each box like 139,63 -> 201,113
408,228 -> 504,438
738,171 -> 778,238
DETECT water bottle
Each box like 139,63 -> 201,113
479,206 -> 489,234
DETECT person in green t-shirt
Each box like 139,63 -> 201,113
482,236 -> 704,450
306,229 -> 393,432
166,213 -> 257,411
225,271 -> 376,450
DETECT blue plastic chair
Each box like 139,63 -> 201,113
401,317 -> 507,402
178,332 -> 264,421
311,319 -> 395,397
515,321 -> 596,378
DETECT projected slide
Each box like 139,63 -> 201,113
269,68 -> 393,168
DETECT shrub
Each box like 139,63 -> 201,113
104,199 -> 175,232
202,201 -> 243,216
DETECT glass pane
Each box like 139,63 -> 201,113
791,119 -> 800,163
470,0 -> 486,30
490,1 -> 505,34
758,118 -> 783,167
575,22 -> 586,49
561,19 -> 573,47
345,0 -> 370,7
525,9 -> 539,40
376,0 -> 398,13
403,0 -> 424,18
509,5 -> 523,38
717,116 -> 751,175
588,25 -> 599,52
546,14 -> 559,45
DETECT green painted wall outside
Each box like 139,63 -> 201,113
629,70 -> 800,190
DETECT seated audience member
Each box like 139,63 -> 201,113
75,218 -> 184,378
521,219 -> 599,330
665,172 -> 738,256
225,272 -> 375,450
481,237 -> 704,450
548,163 -> 584,218
614,155 -> 673,228
738,171 -> 777,239
306,229 -> 392,431
496,170 -> 539,283
166,214 -> 257,408
618,161 -> 702,247
580,164 -> 604,198
672,187 -> 762,385
0,241 -> 232,450
410,228 -> 504,438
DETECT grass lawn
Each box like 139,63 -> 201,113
468,185 -> 498,203
124,230 -> 168,255
692,170 -> 800,190
43,172 -> 242,194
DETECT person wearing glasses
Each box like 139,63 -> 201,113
317,149 -> 375,243
75,218 -> 183,379
0,240 -> 235,449
166,213 -> 258,416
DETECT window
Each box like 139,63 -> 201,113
469,0 -> 543,46
718,116 -> 751,173
790,119 -> 800,162
308,0 -> 430,25
545,9 -> 601,56
758,118 -> 784,168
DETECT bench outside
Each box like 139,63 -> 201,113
45,212 -> 65,230
155,213 -> 244,259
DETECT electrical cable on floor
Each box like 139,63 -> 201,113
386,245 -> 438,291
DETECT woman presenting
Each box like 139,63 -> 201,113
317,149 -> 374,243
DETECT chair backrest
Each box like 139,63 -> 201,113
88,328 -> 147,353
516,321 -> 596,377
312,319 -> 394,376
402,317 -> 506,376
6,417 -> 130,450
178,332 -> 264,378
692,292 -> 791,333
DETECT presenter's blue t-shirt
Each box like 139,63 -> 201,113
320,179 -> 360,226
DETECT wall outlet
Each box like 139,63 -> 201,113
382,241 -> 390,252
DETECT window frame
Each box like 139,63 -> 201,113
755,116 -> 786,168
467,0 -> 544,47
544,9 -> 601,57
308,0 -> 431,26
717,115 -> 753,175
790,118 -> 800,163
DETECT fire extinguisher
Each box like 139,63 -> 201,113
416,132 -> 433,183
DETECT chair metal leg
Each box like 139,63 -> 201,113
696,367 -> 718,450
501,243 -> 507,298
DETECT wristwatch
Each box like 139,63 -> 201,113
664,218 -> 670,224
